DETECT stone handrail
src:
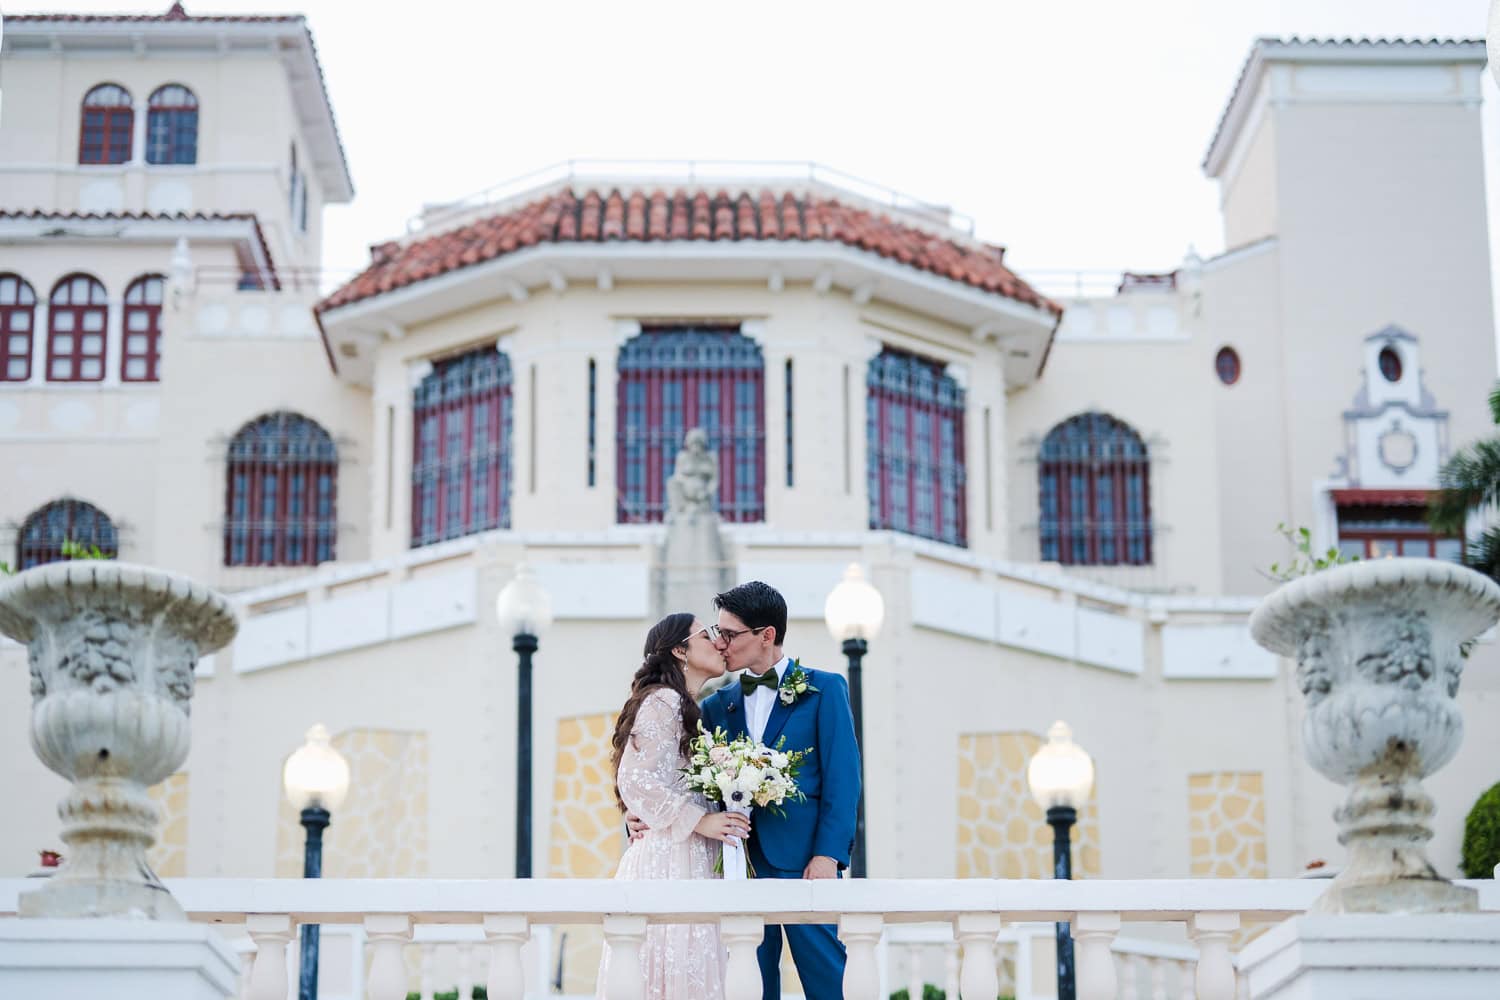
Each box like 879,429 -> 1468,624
5,877 -> 1496,1000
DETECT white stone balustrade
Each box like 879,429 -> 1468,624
4,876 -> 1497,999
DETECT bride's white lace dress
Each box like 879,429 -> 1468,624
596,688 -> 726,999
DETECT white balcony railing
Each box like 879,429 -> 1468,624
5,877 -> 1497,1000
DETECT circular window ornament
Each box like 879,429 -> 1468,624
1215,346 -> 1241,385
1378,346 -> 1403,383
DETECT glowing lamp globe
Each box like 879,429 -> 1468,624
1026,720 -> 1094,811
824,563 -> 886,642
282,724 -> 350,813
496,563 -> 553,639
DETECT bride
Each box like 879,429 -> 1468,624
596,612 -> 750,1000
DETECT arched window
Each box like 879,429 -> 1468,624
79,84 -> 134,164
0,274 -> 37,382
616,326 -> 765,523
18,498 -> 119,570
122,275 -> 164,382
1038,412 -> 1152,565
224,412 -> 338,566
48,274 -> 108,382
411,348 -> 512,546
146,84 -> 198,165
867,348 -> 967,546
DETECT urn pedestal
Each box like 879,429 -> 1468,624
0,562 -> 238,920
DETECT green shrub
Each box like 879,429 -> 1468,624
405,989 -> 486,1000
888,987 -> 1013,1000
1462,780 -> 1500,878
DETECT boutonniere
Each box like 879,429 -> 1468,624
778,666 -> 818,705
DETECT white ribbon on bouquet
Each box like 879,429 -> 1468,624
722,803 -> 753,880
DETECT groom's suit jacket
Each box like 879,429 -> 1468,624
700,660 -> 862,872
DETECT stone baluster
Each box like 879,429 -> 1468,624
238,945 -> 255,999
1149,956 -> 1168,1000
943,942 -> 960,1000
953,913 -> 1000,1000
1179,959 -> 1196,1000
1190,912 -> 1240,1000
603,915 -> 649,1000
1073,912 -> 1120,1000
906,943 -> 925,1000
720,916 -> 765,1000
838,914 -> 884,999
419,945 -> 434,1000
1120,951 -> 1141,1000
246,914 -> 294,1000
365,914 -> 413,1000
456,942 -> 474,1000
484,914 -> 530,1000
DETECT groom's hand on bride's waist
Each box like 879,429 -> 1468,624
625,812 -> 649,841
803,855 -> 838,880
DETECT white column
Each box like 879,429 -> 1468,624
1190,912 -> 1240,1000
484,914 -> 529,1000
456,942 -> 474,1000
953,913 -> 1000,1000
245,914 -> 293,1000
101,295 -> 123,386
27,302 -> 48,385
943,942 -> 960,1000
720,915 -> 765,1000
1120,952 -> 1142,1000
1073,912 -> 1120,1000
129,99 -> 147,166
838,914 -> 883,1000
364,914 -> 412,1000
602,915 -> 649,1000
418,946 -> 434,1000
905,943 -> 925,1000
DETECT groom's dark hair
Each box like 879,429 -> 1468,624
714,580 -> 788,647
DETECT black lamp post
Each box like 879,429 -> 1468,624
1026,720 -> 1094,1000
824,564 -> 884,880
282,724 -> 350,1000
496,564 -> 552,881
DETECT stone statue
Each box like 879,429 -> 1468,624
666,428 -> 718,521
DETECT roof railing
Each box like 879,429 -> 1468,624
406,159 -> 977,240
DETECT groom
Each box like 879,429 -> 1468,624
703,580 -> 861,1000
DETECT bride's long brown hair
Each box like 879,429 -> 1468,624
609,612 -> 703,812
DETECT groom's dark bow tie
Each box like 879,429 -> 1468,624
740,670 -> 779,696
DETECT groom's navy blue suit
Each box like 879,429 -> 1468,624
700,659 -> 861,1000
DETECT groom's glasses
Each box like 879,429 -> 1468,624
706,624 -> 768,645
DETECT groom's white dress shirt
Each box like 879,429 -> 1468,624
746,654 -> 790,745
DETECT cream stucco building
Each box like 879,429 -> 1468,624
2,9 -> 1498,995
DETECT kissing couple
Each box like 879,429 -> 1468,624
596,580 -> 862,1000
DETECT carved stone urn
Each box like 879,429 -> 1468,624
0,561 -> 237,919
1250,558 -> 1500,914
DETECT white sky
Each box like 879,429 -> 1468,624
7,0 -> 1500,301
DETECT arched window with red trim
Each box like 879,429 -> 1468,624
146,84 -> 198,165
1038,412 -> 1152,565
0,274 -> 37,382
18,498 -> 119,570
224,412 -> 338,566
79,83 -> 134,164
122,275 -> 164,382
411,347 -> 513,546
867,347 -> 967,547
47,274 -> 108,382
615,326 -> 765,524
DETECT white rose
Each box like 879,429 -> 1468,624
769,752 -> 789,770
736,765 -> 763,791
715,772 -> 734,797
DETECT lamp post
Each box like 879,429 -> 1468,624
496,563 -> 553,880
823,562 -> 885,879
282,724 -> 351,1000
1026,720 -> 1095,1000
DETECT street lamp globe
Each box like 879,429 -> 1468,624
282,724 -> 350,814
1026,720 -> 1095,811
496,563 -> 554,639
823,563 -> 885,641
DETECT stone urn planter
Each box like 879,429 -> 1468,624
0,561 -> 237,919
1250,558 -> 1500,914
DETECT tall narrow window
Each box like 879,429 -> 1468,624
79,84 -> 133,165
867,348 -> 967,546
224,412 -> 338,566
587,358 -> 598,487
288,143 -> 299,216
784,359 -> 795,488
47,274 -> 108,382
19,498 -> 119,570
121,275 -> 164,382
616,326 -> 765,523
146,84 -> 198,165
1038,412 -> 1152,565
0,274 -> 37,382
411,347 -> 513,547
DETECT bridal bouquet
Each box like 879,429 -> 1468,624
682,724 -> 810,879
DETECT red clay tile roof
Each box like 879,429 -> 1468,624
3,3 -> 301,23
320,187 -> 1061,316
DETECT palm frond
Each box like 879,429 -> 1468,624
1432,438 -> 1500,533
1464,525 -> 1500,582
1488,381 -> 1500,426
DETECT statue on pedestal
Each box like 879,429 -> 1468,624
655,428 -> 731,619
667,428 -> 718,522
